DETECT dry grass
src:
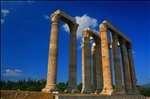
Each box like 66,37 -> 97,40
1,90 -> 149,99
1,90 -> 107,99
1,90 -> 54,99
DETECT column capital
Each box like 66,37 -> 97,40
82,30 -> 91,38
99,23 -> 107,32
69,23 -> 79,32
51,13 -> 61,22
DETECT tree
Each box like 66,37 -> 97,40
77,83 -> 82,92
57,82 -> 67,93
137,85 -> 150,96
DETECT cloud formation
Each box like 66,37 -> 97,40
44,14 -> 50,20
1,9 -> 10,24
3,69 -> 22,76
1,9 -> 9,16
62,14 -> 98,39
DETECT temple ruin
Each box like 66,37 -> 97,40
42,10 -> 145,99
42,10 -> 79,93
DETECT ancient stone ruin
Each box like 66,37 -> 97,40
42,10 -> 145,99
42,10 -> 78,93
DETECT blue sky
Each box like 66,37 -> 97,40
1,1 -> 150,86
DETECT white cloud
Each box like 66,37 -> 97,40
1,9 -> 9,17
44,14 -> 50,20
62,14 -> 98,39
15,69 -> 22,72
1,9 -> 10,24
1,19 -> 4,24
3,69 -> 22,76
63,24 -> 69,32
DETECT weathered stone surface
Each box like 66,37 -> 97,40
43,10 -> 140,98
43,10 -> 79,93
66,23 -> 79,93
91,43 -> 97,93
52,10 -> 76,24
111,32 -> 124,94
55,95 -> 146,99
82,28 -> 102,94
119,38 -> 133,94
42,14 -> 60,93
81,30 -> 92,94
102,20 -> 131,43
99,23 -> 113,95
127,43 -> 140,94
95,41 -> 103,94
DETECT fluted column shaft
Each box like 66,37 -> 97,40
119,39 -> 132,94
92,43 -> 97,93
111,33 -> 123,93
100,23 -> 113,95
81,41 -> 85,92
66,23 -> 78,92
127,43 -> 140,94
81,32 -> 92,93
42,14 -> 60,93
95,41 -> 103,93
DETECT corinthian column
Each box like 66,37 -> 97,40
119,38 -> 133,94
100,23 -> 113,95
42,13 -> 61,93
91,43 -> 97,93
95,40 -> 103,94
127,43 -> 140,95
81,40 -> 85,93
81,30 -> 92,93
111,33 -> 124,94
66,23 -> 79,93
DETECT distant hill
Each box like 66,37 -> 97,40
142,83 -> 150,88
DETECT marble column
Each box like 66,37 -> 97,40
81,31 -> 92,93
91,43 -> 97,93
66,23 -> 78,93
100,23 -> 113,95
111,33 -> 124,94
42,14 -> 61,93
119,38 -> 133,94
81,40 -> 85,93
127,43 -> 140,94
95,40 -> 103,93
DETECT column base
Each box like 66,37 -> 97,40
95,88 -> 103,94
42,84 -> 57,93
112,91 -> 126,95
100,87 -> 114,95
112,89 -> 126,95
81,86 -> 92,94
65,86 -> 78,93
133,89 -> 140,95
126,90 -> 134,95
